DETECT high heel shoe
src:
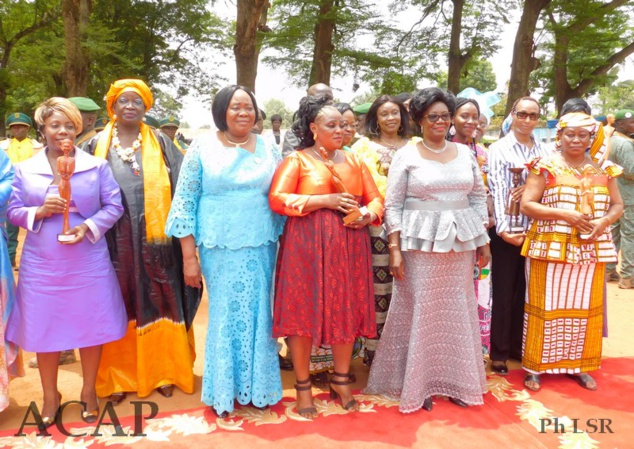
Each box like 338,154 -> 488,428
421,397 -> 433,412
449,397 -> 467,408
81,396 -> 100,423
329,372 -> 358,411
294,378 -> 318,418
38,392 -> 62,432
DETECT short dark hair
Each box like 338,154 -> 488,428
271,114 -> 282,122
211,85 -> 259,131
364,95 -> 411,138
333,102 -> 353,116
510,96 -> 541,114
561,98 -> 592,116
409,87 -> 456,125
292,95 -> 336,148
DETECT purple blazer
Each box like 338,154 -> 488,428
8,147 -> 123,242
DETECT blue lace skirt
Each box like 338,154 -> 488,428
199,242 -> 282,414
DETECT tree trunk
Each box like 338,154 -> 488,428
308,0 -> 335,86
234,0 -> 268,92
550,0 -> 632,115
504,0 -> 552,117
447,0 -> 465,94
62,0 -> 92,97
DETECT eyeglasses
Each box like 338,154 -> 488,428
514,111 -> 540,121
423,113 -> 452,123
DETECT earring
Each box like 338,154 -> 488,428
449,125 -> 456,136
313,132 -> 317,140
374,125 -> 380,135
398,125 -> 404,132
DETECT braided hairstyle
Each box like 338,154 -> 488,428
292,95 -> 336,148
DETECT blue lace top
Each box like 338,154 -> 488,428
165,134 -> 285,249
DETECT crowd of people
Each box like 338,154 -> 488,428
0,77 -> 632,428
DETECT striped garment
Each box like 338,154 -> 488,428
488,132 -> 552,234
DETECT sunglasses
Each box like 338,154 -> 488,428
423,113 -> 452,123
514,111 -> 540,121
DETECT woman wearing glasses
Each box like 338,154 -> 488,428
487,97 -> 551,375
364,87 -> 490,412
351,95 -> 416,366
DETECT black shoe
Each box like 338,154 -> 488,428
491,361 -> 508,375
278,355 -> 293,371
421,397 -> 433,411
449,397 -> 467,408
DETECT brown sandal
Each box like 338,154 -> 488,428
294,378 -> 318,418
329,372 -> 358,411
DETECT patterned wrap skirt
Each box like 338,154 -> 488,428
522,258 -> 604,374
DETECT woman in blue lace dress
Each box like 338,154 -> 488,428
165,85 -> 285,417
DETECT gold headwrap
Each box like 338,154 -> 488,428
94,79 -> 171,245
556,112 -> 610,164
105,79 -> 154,119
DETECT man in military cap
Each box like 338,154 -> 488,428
68,97 -> 101,148
608,109 -> 634,288
94,117 -> 109,132
1,112 -> 43,268
159,116 -> 189,153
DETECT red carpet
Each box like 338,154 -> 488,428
2,358 -> 633,449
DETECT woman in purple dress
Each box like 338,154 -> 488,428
5,98 -> 126,429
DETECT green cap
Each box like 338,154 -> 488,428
143,114 -> 160,129
159,116 -> 180,128
68,97 -> 101,112
615,109 -> 634,121
352,102 -> 372,115
94,117 -> 110,131
5,112 -> 32,128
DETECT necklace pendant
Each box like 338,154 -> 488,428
131,160 -> 141,176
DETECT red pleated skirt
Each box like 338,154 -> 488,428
273,208 -> 376,345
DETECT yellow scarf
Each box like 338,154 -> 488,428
94,121 -> 172,244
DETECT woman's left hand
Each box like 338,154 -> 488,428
585,217 -> 610,241
61,224 -> 88,245
345,211 -> 375,229
476,244 -> 491,268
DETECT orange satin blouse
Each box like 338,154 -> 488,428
269,150 -> 384,223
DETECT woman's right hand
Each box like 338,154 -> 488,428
183,256 -> 202,289
563,210 -> 593,234
324,193 -> 358,214
35,196 -> 67,220
389,249 -> 405,281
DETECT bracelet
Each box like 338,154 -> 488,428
602,216 -> 611,226
387,243 -> 399,249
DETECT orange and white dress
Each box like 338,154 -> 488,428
521,154 -> 621,374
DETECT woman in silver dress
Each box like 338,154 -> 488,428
364,87 -> 490,412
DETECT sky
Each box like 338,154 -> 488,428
179,2 -> 633,130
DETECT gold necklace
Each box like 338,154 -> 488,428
379,137 -> 403,150
311,147 -> 338,161
224,132 -> 250,147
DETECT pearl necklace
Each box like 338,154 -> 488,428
113,126 -> 142,175
422,139 -> 448,154
224,132 -> 250,147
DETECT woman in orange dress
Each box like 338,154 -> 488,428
269,95 -> 383,418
